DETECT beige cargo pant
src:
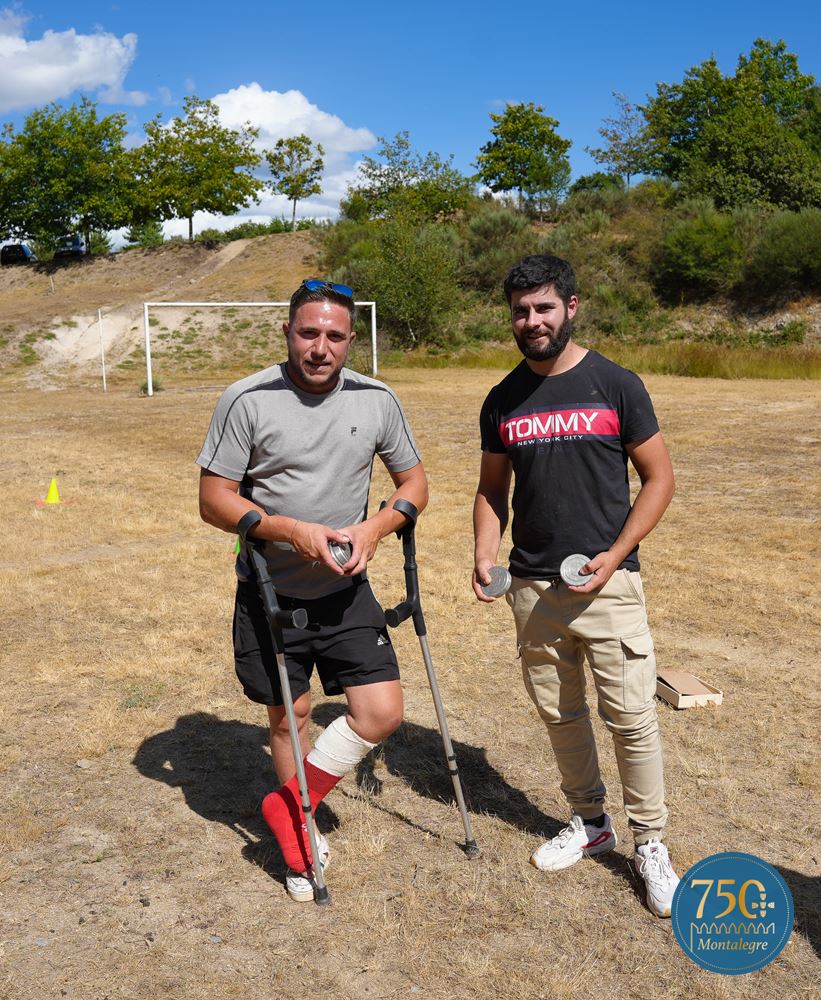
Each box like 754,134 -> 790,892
507,570 -> 668,844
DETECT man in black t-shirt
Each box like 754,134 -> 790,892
472,254 -> 680,917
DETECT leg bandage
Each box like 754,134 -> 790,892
262,716 -> 377,874
307,715 -> 377,776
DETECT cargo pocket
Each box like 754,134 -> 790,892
621,629 -> 656,710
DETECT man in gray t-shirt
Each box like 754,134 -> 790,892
197,279 -> 428,901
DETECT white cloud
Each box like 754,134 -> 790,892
0,9 -> 146,112
213,82 -> 375,168
180,83 -> 377,225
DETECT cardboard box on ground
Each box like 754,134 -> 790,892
656,670 -> 723,709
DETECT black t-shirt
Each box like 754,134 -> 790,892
480,350 -> 660,577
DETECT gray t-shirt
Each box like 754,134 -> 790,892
197,362 -> 421,598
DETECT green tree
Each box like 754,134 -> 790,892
89,230 -> 113,255
475,103 -> 572,211
641,39 -> 821,208
0,98 -> 131,248
137,96 -> 263,241
526,158 -> 571,220
569,172 -> 626,194
343,132 -> 472,221
124,218 -> 164,247
587,93 -> 651,188
641,57 -> 731,180
265,134 -> 324,230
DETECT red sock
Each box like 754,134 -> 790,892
261,760 -> 342,873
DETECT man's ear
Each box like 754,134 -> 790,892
282,321 -> 290,339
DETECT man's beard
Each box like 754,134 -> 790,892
515,315 -> 573,361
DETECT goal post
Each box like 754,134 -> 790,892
142,299 -> 378,397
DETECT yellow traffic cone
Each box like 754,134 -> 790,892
44,478 -> 62,505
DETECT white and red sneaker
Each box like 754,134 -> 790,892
530,814 -> 617,872
636,839 -> 679,918
285,834 -> 330,902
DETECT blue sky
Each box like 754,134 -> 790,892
2,1 -> 819,234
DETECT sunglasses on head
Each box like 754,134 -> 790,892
302,278 -> 354,298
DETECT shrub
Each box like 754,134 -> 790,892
460,205 -> 535,293
627,178 -> 677,210
656,209 -> 744,301
351,219 -> 461,347
124,220 -> 164,248
560,185 -> 628,221
740,209 -> 821,302
584,276 -> 657,338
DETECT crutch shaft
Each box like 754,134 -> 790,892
238,511 -> 331,904
418,635 -> 479,854
380,499 -> 480,858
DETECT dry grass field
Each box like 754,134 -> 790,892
0,369 -> 819,1000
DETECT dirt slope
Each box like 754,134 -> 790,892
0,231 -> 322,383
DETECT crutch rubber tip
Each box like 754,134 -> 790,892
463,841 -> 481,859
314,885 -> 331,905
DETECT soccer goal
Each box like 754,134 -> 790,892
141,299 -> 378,397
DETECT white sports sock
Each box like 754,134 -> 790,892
307,716 -> 377,778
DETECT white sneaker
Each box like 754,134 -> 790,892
530,814 -> 617,872
636,838 -> 679,917
285,833 -> 330,902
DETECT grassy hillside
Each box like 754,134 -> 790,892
2,225 -> 820,389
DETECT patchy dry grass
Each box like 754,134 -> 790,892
0,371 -> 819,999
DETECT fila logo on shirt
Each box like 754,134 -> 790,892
499,408 -> 619,446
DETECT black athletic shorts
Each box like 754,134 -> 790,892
232,576 -> 400,706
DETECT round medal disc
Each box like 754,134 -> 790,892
560,553 -> 592,587
480,565 -> 512,598
329,540 -> 353,567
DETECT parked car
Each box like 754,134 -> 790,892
53,235 -> 87,260
1,243 -> 38,265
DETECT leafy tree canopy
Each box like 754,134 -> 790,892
137,96 -> 263,240
569,172 -> 626,194
0,97 -> 131,246
342,132 -> 472,221
587,93 -> 651,188
641,39 -> 821,208
475,102 -> 571,211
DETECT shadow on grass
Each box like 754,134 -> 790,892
312,702 -> 562,843
775,866 -> 821,962
131,707 -> 678,906
131,711 -> 339,888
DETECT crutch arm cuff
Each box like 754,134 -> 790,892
237,509 -> 262,541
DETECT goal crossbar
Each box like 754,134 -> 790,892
142,300 -> 378,397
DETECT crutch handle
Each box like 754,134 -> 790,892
384,600 -> 414,628
379,500 -> 425,636
236,510 -> 308,630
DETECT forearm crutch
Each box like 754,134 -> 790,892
381,499 -> 480,859
237,510 -> 331,905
